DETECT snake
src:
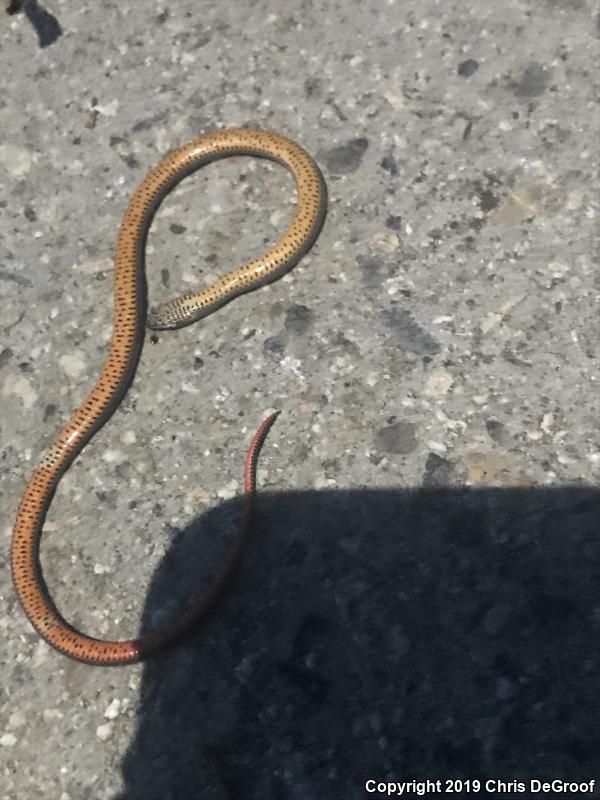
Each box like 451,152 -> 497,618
11,128 -> 327,666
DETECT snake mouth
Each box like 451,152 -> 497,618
146,308 -> 166,330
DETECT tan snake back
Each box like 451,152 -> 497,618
11,128 -> 326,665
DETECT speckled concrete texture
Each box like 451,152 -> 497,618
1,0 -> 599,797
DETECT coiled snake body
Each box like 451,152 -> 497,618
11,128 -> 326,665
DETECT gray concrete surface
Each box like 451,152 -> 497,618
1,0 -> 599,798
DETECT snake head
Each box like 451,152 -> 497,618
146,303 -> 178,330
146,298 -> 198,330
147,293 -> 228,330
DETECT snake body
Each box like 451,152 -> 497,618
11,128 -> 326,665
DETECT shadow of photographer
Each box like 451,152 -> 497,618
115,485 -> 600,799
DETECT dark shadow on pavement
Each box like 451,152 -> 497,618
115,486 -> 600,799
19,0 -> 62,48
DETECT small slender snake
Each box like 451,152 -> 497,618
11,128 -> 326,665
